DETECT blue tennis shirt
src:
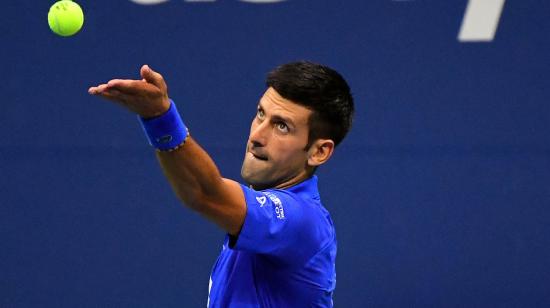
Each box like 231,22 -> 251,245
207,176 -> 337,307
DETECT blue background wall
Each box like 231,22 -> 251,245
1,0 -> 549,306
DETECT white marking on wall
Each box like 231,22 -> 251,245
458,0 -> 506,42
239,0 -> 286,2
131,0 -> 285,3
129,0 -> 170,4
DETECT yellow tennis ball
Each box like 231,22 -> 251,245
48,1 -> 84,37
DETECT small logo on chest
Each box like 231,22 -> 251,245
256,196 -> 267,206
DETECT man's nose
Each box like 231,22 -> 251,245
249,121 -> 269,146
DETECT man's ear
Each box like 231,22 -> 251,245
307,139 -> 335,167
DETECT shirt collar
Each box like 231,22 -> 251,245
284,175 -> 320,200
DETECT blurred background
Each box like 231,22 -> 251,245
1,0 -> 549,306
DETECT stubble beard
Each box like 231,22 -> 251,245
240,155 -> 269,189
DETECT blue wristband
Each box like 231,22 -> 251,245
138,99 -> 189,151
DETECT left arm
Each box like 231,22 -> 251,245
89,65 -> 246,235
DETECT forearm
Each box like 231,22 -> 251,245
156,137 -> 223,207
155,137 -> 245,234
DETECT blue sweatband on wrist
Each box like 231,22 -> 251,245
138,99 -> 189,151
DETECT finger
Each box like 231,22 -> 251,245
107,78 -> 159,95
106,79 -> 143,95
107,79 -> 137,89
88,83 -> 109,95
140,65 -> 167,91
93,87 -> 136,106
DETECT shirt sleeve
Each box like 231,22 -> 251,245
230,184 -> 332,264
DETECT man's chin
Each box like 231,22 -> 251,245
241,172 -> 271,190
242,175 -> 264,189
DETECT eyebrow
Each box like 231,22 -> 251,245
258,103 -> 296,128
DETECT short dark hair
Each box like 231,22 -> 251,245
266,61 -> 354,148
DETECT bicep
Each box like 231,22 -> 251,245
194,178 -> 247,236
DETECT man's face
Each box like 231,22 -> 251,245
241,87 -> 313,190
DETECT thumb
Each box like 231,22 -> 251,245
140,65 -> 166,90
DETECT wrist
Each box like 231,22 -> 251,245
141,98 -> 171,119
138,99 -> 189,151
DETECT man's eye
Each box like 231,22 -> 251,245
277,122 -> 288,133
257,109 -> 265,119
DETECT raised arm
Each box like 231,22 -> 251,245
89,65 -> 246,235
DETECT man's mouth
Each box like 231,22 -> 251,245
250,151 -> 268,161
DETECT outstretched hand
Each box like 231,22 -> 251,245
88,65 -> 171,118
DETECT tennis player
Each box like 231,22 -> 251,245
89,61 -> 354,307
